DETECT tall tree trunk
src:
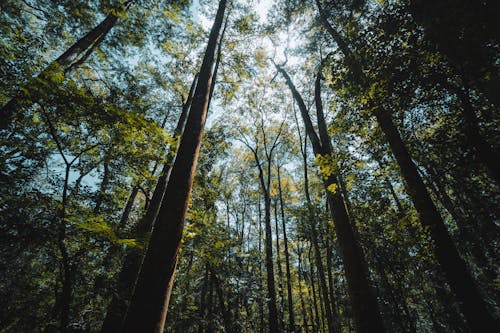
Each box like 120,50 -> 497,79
261,177 -> 280,333
211,269 -> 234,333
308,247 -> 321,333
297,248 -> 310,333
373,105 -> 498,331
257,194 -> 265,333
456,86 -> 500,184
315,3 -> 498,330
118,186 -> 140,229
99,73 -> 196,333
310,219 -> 337,333
273,200 -> 286,330
409,0 -> 500,109
0,1 -> 132,129
198,265 -> 210,333
277,63 -> 385,333
93,159 -> 111,215
121,1 -> 227,331
325,236 -> 342,333
277,166 -> 296,332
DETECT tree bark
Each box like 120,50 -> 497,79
277,63 -> 385,333
121,1 -> 227,331
315,3 -> 498,329
99,73 -> 196,333
258,164 -> 280,333
373,106 -> 498,331
277,166 -> 296,332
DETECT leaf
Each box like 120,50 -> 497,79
327,183 -> 338,194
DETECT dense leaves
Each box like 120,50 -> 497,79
0,0 -> 498,332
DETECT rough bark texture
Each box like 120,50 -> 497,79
121,1 -> 227,331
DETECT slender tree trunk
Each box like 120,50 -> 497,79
100,74 -> 196,332
57,165 -> 73,333
315,2 -> 498,329
0,1 -> 132,129
211,269 -> 234,333
308,247 -> 321,332
297,249 -> 310,333
121,2 -> 227,330
273,200 -> 286,330
310,219 -> 337,333
456,86 -> 500,184
325,237 -> 342,333
206,273 -> 215,333
258,194 -> 265,333
277,166 -> 296,332
118,186 -> 139,229
198,265 -> 210,333
93,159 -> 110,215
374,105 -> 498,331
277,63 -> 385,333
262,184 -> 280,333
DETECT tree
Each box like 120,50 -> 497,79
275,57 -> 385,333
122,1 -> 228,331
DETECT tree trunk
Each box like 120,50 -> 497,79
325,236 -> 342,333
277,63 -> 385,333
308,247 -> 323,332
273,200 -> 286,330
99,74 -> 195,332
121,1 -> 227,331
211,269 -> 235,333
310,219 -> 337,333
315,3 -> 498,329
297,248 -> 310,333
262,184 -> 280,333
277,166 -> 296,332
373,106 -> 498,331
456,86 -> 500,184
198,265 -> 210,333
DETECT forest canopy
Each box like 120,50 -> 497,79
0,0 -> 498,332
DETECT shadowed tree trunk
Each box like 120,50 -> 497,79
99,72 -> 197,333
277,165 -> 296,332
121,1 -> 227,331
276,61 -> 385,333
315,1 -> 498,330
456,86 -> 500,184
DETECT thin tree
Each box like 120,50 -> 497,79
276,164 -> 296,332
315,1 -> 499,330
275,57 -> 385,333
238,112 -> 285,333
99,73 -> 197,333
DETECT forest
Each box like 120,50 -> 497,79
0,0 -> 499,332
